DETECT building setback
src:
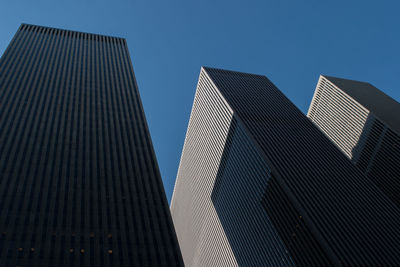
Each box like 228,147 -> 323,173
0,24 -> 183,266
308,75 -> 400,208
170,67 -> 400,266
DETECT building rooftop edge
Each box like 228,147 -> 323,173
20,23 -> 126,41
322,75 -> 400,134
202,66 -> 267,79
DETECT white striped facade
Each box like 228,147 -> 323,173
308,75 -> 400,207
170,68 -> 237,266
170,68 -> 294,266
171,68 -> 400,266
308,76 -> 370,160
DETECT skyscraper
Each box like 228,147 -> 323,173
308,75 -> 400,207
171,67 -> 400,266
0,24 -> 183,266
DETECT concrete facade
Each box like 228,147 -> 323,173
308,75 -> 400,208
171,67 -> 400,266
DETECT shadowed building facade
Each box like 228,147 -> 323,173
308,76 -> 400,208
170,67 -> 400,266
0,24 -> 183,266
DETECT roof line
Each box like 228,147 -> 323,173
20,23 -> 126,40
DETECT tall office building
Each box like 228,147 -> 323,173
308,75 -> 400,207
0,24 -> 183,266
171,67 -> 400,266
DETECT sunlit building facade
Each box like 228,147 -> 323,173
171,67 -> 400,266
308,75 -> 400,207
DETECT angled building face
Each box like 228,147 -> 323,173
308,75 -> 400,207
171,67 -> 400,266
0,24 -> 183,266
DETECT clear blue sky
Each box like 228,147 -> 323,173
1,0 -> 399,203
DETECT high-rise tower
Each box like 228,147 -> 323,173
171,67 -> 400,266
0,24 -> 183,266
308,75 -> 400,207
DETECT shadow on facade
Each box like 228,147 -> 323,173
351,114 -> 400,208
210,118 -> 331,266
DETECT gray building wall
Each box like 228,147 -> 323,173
308,75 -> 400,207
170,69 -> 294,266
0,24 -> 183,266
171,69 -> 238,266
172,67 -> 400,266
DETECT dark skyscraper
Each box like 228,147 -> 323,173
308,75 -> 400,208
0,24 -> 182,266
171,67 -> 400,266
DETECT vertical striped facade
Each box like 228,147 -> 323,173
0,24 -> 183,266
308,75 -> 400,207
171,67 -> 400,266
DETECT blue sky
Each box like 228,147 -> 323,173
1,0 -> 399,203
